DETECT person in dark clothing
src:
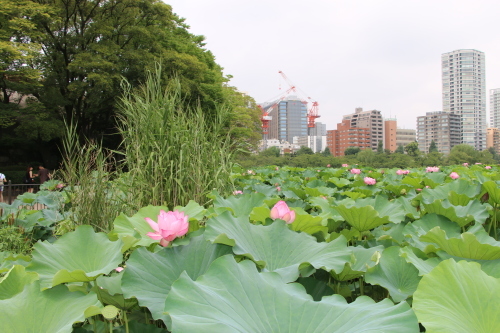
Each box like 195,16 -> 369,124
25,166 -> 35,193
38,165 -> 50,184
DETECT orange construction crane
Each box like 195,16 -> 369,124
278,71 -> 320,128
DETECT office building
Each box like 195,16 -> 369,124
490,88 -> 500,128
442,49 -> 486,150
417,111 -> 461,154
266,95 -> 308,143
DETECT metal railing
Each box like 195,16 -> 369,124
2,180 -> 42,205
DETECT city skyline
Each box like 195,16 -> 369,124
166,0 -> 500,131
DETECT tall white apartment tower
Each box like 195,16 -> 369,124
490,88 -> 500,128
442,49 -> 487,150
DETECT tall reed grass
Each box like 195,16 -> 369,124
117,65 -> 234,208
57,122 -> 130,232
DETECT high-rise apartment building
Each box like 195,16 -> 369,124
490,88 -> 500,128
442,49 -> 486,150
487,128 -> 500,154
266,95 -> 308,143
396,129 -> 416,148
417,111 -> 461,154
342,108 -> 384,150
384,119 -> 397,152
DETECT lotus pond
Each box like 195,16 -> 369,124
1,164 -> 500,332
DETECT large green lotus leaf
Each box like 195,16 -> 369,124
421,178 -> 481,204
35,191 -> 65,210
205,211 -> 351,281
121,234 -> 232,325
403,214 -> 461,252
212,192 -> 266,217
394,196 -> 420,219
413,259 -> 500,333
401,176 -> 423,188
335,196 -> 406,232
373,223 -> 407,245
0,252 -> 31,273
482,180 -> 500,206
0,281 -> 100,333
165,255 -> 419,333
365,246 -> 421,302
0,265 -> 38,300
253,184 -> 279,197
331,245 -> 383,281
436,251 -> 500,278
289,208 -> 328,236
423,172 -> 445,187
28,225 -> 123,289
328,177 -> 351,188
304,186 -> 336,197
422,199 -> 488,227
420,227 -> 500,260
308,197 -> 344,221
399,246 -> 440,275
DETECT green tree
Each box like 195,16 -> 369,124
260,146 -> 281,157
7,0 -> 229,141
428,140 -> 438,153
377,140 -> 383,154
395,145 -> 405,154
405,141 -> 420,157
344,147 -> 361,156
295,146 -> 314,155
356,149 -> 376,165
422,151 -> 443,166
322,147 -> 331,156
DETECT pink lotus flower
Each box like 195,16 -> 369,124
327,164 -> 331,167
276,186 -> 281,191
463,163 -> 469,167
233,190 -> 243,195
270,201 -> 295,224
416,188 -> 422,191
342,164 -> 349,167
247,170 -> 255,175
364,177 -> 376,185
115,267 -> 124,273
475,163 -> 482,165
56,183 -> 65,189
350,168 -> 361,174
145,210 -> 189,247
396,169 -> 410,175
449,172 -> 460,179
426,166 -> 440,173
275,167 -> 279,171
486,166 -> 492,169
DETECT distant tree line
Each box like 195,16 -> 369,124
236,142 -> 499,169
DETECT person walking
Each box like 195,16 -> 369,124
0,172 -> 6,202
24,166 -> 35,193
38,165 -> 50,184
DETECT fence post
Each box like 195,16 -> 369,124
7,180 -> 12,204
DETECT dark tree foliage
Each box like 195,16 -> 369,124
344,147 -> 361,156
395,145 -> 405,154
428,140 -> 438,153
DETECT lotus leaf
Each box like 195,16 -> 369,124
422,199 -> 488,227
331,245 -> 383,281
0,265 -> 38,300
121,234 -> 232,325
365,246 -> 421,302
0,281 -> 100,333
482,180 -> 500,206
205,211 -> 351,281
335,196 -> 406,232
403,214 -> 460,252
413,259 -> 500,333
212,192 -> 266,217
399,246 -> 440,275
421,178 -> 480,204
165,255 -> 419,333
420,227 -> 500,260
28,225 -> 123,289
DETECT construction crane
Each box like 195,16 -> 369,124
278,71 -> 320,128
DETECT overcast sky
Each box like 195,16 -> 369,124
166,0 -> 500,131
